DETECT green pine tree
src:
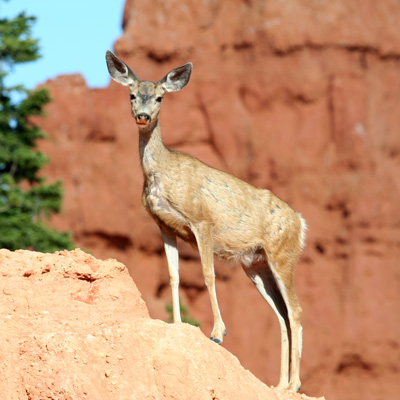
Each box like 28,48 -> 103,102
0,3 -> 74,252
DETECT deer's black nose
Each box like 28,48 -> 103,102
136,113 -> 151,126
137,113 -> 150,121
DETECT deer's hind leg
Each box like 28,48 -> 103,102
243,255 -> 302,392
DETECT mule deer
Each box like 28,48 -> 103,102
106,50 -> 306,392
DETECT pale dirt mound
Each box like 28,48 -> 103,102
0,249 -> 324,400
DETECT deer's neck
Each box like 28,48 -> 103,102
138,120 -> 169,177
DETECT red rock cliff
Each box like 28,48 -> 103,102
36,1 -> 400,399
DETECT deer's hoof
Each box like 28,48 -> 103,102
210,323 -> 227,344
210,337 -> 222,344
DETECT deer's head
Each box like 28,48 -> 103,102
106,51 -> 192,128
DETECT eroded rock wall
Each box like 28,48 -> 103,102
35,1 -> 400,399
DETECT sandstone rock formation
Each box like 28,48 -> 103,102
0,249 -> 324,400
34,1 -> 400,399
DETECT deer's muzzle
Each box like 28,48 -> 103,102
136,113 -> 151,126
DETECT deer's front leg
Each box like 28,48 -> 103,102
161,228 -> 181,323
191,222 -> 226,343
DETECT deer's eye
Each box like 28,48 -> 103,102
156,96 -> 163,103
130,94 -> 136,101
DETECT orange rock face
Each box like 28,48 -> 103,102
35,1 -> 400,399
0,249 -> 324,400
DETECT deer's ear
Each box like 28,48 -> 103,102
106,50 -> 139,86
160,63 -> 192,92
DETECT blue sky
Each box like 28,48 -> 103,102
1,0 -> 126,89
